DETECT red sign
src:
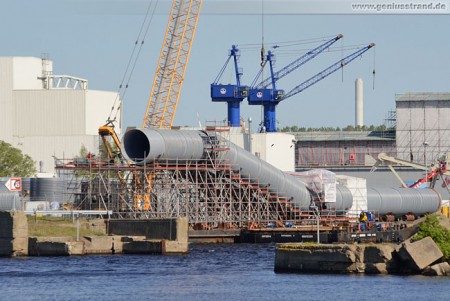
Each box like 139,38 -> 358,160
5,178 -> 22,191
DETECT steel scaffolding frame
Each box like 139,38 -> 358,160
55,127 -> 350,229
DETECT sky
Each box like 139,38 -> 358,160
1,0 -> 450,132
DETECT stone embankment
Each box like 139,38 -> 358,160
0,211 -> 188,256
275,237 -> 448,276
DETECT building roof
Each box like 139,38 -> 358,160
396,93 -> 450,102
291,131 -> 395,142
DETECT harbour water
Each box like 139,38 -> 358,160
1,243 -> 449,301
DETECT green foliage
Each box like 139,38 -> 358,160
412,214 -> 450,260
79,144 -> 89,158
27,216 -> 106,238
279,124 -> 391,132
0,140 -> 37,177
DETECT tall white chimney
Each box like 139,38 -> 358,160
355,78 -> 363,127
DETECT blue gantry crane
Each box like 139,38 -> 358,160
248,42 -> 375,132
247,34 -> 343,132
211,45 -> 249,127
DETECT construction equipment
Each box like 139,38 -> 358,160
142,0 -> 202,129
98,120 -> 123,163
97,0 -> 202,212
211,45 -> 249,127
248,42 -> 375,132
372,152 -> 450,189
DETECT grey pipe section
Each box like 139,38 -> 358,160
367,187 -> 441,216
122,128 -> 312,209
325,184 -> 353,212
122,128 -> 442,216
219,142 -> 312,208
122,129 -> 206,163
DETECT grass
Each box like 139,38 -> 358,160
27,215 -> 106,239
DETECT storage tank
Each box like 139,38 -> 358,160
0,192 -> 22,211
30,178 -> 66,202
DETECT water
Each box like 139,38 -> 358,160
1,244 -> 449,301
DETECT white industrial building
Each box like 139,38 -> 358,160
228,127 -> 296,172
396,93 -> 450,164
0,56 -> 121,174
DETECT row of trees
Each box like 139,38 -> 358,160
279,124 -> 392,133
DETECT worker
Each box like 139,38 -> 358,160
440,160 -> 447,172
359,211 -> 368,222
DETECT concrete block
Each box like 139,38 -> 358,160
364,244 -> 395,263
274,244 -> 359,273
164,240 -> 189,254
0,238 -> 13,256
422,262 -> 450,276
85,219 -> 107,234
11,226 -> 28,239
83,236 -> 114,254
123,240 -> 163,254
11,237 -> 28,256
28,237 -> 69,256
365,262 -> 388,274
398,237 -> 443,271
67,241 -> 85,255
120,236 -> 146,242
112,236 -> 124,254
176,217 -> 188,243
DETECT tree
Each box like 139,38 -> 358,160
0,140 -> 36,177
413,214 -> 450,260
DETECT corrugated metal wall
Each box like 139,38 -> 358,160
17,135 -> 100,173
0,57 -> 14,141
0,57 -> 121,173
13,89 -> 86,136
296,140 -> 396,167
396,98 -> 450,164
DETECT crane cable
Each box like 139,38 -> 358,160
372,47 -> 376,90
106,0 -> 159,124
259,0 -> 265,132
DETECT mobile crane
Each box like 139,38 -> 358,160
372,152 -> 450,189
98,0 -> 203,211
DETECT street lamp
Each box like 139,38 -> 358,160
423,142 -> 429,184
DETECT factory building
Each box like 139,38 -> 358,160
0,57 -> 121,174
294,131 -> 396,168
293,92 -> 450,169
396,93 -> 450,165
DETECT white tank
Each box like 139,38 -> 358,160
355,78 -> 363,127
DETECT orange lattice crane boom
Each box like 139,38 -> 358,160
142,0 -> 202,129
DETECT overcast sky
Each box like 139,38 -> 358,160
2,0 -> 449,131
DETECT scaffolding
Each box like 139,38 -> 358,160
55,126 -> 353,230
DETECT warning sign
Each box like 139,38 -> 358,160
5,178 -> 22,191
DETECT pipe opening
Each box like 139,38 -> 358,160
123,129 -> 150,163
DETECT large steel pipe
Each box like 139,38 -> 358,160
219,143 -> 312,209
122,128 -> 312,209
367,187 -> 441,216
325,184 -> 353,212
122,128 -> 205,163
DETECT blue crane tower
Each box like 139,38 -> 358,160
248,40 -> 375,132
211,45 -> 249,127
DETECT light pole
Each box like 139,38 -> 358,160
423,141 -> 429,183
